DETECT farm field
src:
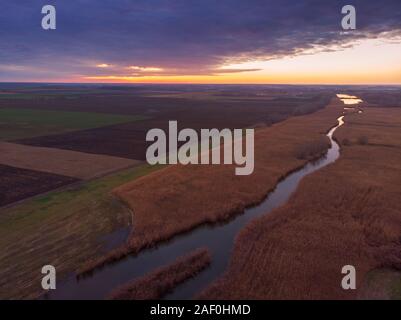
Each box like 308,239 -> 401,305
0,164 -> 161,299
199,106 -> 401,299
0,141 -> 139,179
0,107 -> 146,140
0,86 -> 334,208
0,164 -> 78,207
0,93 -> 150,206
10,87 -> 332,160
0,86 -> 332,200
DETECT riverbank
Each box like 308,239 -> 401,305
108,248 -> 211,300
199,106 -> 401,299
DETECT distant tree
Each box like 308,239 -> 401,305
342,138 -> 351,146
294,137 -> 330,160
358,136 -> 369,145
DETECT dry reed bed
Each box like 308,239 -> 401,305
199,107 -> 401,299
107,248 -> 211,299
78,99 -> 344,274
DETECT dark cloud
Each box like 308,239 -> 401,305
0,0 -> 400,80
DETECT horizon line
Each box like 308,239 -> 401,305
1,81 -> 401,87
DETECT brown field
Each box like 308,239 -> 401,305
13,92 -> 331,160
79,98 -> 344,273
0,141 -> 140,179
108,248 -> 211,300
198,106 -> 401,299
0,164 -> 78,207
1,88 -> 332,116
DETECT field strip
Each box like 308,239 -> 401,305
0,141 -> 141,179
0,107 -> 147,140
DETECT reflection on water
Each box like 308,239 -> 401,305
337,93 -> 363,105
48,115 -> 346,300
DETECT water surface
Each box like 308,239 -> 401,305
336,94 -> 363,105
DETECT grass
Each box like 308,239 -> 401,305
358,269 -> 401,299
0,108 -> 147,140
199,106 -> 401,299
391,274 -> 401,299
0,164 -> 162,299
0,164 -> 79,207
108,248 -> 211,300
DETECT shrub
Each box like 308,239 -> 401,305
342,138 -> 351,146
294,136 -> 330,160
108,248 -> 211,299
358,136 -> 369,145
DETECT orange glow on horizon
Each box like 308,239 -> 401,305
84,72 -> 401,85
51,37 -> 401,85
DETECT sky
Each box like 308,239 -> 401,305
1,0 -> 401,84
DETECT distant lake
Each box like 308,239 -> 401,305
337,94 -> 363,105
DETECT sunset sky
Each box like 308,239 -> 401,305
1,0 -> 401,84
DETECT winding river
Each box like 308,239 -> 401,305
48,96 -> 360,300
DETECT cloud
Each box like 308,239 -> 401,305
96,63 -> 112,68
128,66 -> 164,72
0,0 -> 400,80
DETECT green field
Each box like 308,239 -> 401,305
0,163 -> 163,299
0,108 -> 148,140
